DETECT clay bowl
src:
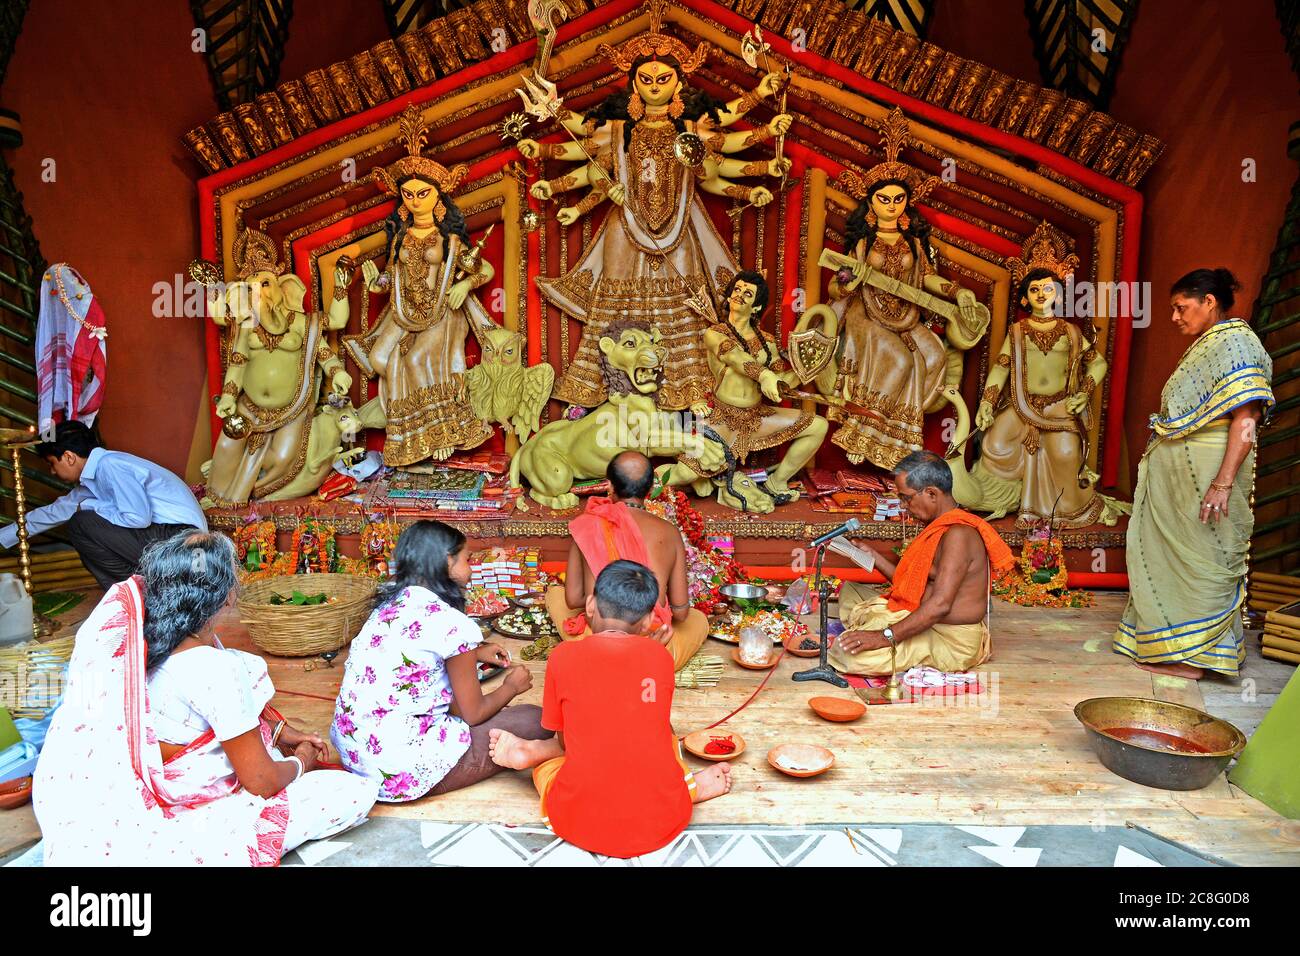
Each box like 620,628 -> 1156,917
0,776 -> 32,810
1074,697 -> 1246,791
732,647 -> 778,670
767,743 -> 835,778
682,729 -> 747,762
784,633 -> 823,658
809,696 -> 866,723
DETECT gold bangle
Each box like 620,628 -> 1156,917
1209,480 -> 1233,493
573,190 -> 604,216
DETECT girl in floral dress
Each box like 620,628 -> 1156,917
331,521 -> 550,802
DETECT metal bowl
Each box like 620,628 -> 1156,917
1074,696 -> 1246,791
719,583 -> 768,602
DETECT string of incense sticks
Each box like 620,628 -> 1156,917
675,653 -> 725,688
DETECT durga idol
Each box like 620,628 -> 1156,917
516,0 -> 792,414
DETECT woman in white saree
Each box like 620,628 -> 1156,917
34,531 -> 377,866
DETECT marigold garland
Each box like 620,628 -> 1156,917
289,517 -> 337,575
232,519 -> 277,574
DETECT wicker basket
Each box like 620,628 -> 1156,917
0,635 -> 74,721
237,574 -> 376,657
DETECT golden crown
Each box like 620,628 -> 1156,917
599,0 -> 709,74
232,227 -> 284,280
371,104 -> 469,198
837,107 -> 940,204
1006,221 -> 1080,289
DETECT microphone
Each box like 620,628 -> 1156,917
810,517 -> 861,548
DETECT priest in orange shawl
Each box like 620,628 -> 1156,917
831,450 -> 1014,675
544,451 -> 708,671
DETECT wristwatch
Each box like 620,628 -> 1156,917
882,627 -> 896,646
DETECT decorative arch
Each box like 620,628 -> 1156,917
189,0 -> 1161,486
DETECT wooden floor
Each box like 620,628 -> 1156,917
5,590 -> 1299,866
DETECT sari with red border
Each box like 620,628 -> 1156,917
34,577 -> 291,866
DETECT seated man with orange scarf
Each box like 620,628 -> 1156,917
544,451 -> 708,671
831,451 -> 1014,675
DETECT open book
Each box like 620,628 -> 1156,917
826,537 -> 876,571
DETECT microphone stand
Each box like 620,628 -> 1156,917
792,542 -> 848,687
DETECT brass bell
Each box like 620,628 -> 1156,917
222,413 -> 251,441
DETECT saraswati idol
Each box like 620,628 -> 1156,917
820,108 -> 990,468
516,0 -> 791,413
345,105 -> 495,466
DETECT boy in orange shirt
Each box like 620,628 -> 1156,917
489,560 -> 731,858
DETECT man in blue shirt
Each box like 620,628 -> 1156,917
0,421 -> 207,589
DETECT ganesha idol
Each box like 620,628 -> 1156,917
200,228 -> 367,506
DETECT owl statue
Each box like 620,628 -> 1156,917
466,325 -> 555,443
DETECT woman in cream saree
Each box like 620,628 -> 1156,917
1114,270 -> 1273,679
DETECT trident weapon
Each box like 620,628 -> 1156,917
529,0 -> 570,77
738,23 -> 793,202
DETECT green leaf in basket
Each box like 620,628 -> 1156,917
276,590 -> 327,606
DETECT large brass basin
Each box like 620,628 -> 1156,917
1073,697 -> 1246,791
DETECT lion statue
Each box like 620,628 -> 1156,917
509,320 -> 727,510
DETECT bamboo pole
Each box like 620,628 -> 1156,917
1262,633 -> 1300,654
1252,571 -> 1300,588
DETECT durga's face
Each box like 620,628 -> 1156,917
399,177 -> 440,221
634,61 -> 680,108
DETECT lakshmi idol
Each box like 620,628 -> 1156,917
346,105 -> 496,466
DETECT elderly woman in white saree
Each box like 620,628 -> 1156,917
34,531 -> 378,865
1114,270 -> 1274,680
